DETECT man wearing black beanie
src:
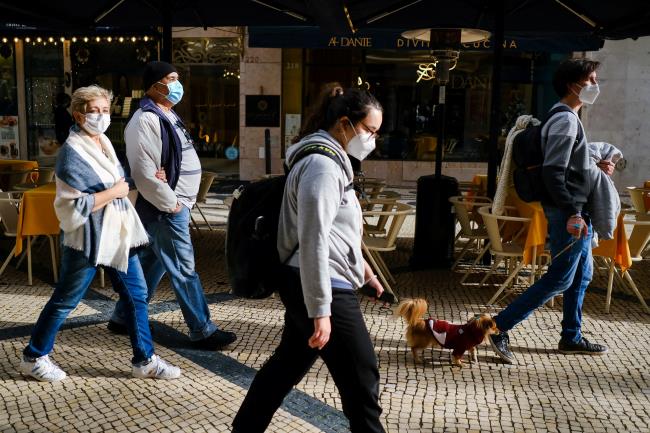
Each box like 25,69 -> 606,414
109,61 -> 237,350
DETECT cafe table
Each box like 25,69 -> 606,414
15,183 -> 59,285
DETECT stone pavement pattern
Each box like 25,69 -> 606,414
1,193 -> 650,432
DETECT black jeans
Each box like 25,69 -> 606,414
233,272 -> 385,432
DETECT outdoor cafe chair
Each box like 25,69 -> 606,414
362,202 -> 414,299
626,186 -> 650,214
0,192 -> 58,284
594,211 -> 650,314
448,195 -> 491,275
191,171 -> 218,232
477,205 -> 532,305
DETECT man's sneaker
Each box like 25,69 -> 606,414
107,320 -> 128,335
191,329 -> 237,350
558,337 -> 608,355
132,355 -> 181,380
489,332 -> 515,364
107,320 -> 154,336
20,355 -> 67,382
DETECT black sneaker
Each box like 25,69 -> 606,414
489,332 -> 515,364
192,329 -> 237,350
107,320 -> 154,336
107,320 -> 128,335
558,337 -> 608,355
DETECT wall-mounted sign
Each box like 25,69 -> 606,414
249,27 -> 603,53
245,95 -> 280,127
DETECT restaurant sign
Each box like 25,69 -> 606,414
249,27 -> 603,53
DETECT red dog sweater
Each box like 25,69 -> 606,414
426,318 -> 486,357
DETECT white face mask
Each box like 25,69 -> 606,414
82,113 -> 111,135
575,83 -> 600,105
345,120 -> 376,161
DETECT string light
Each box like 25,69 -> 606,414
0,35 -> 156,45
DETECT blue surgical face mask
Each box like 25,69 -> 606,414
157,80 -> 184,105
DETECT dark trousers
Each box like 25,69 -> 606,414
233,273 -> 385,433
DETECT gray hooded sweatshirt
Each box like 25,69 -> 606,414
277,131 -> 365,318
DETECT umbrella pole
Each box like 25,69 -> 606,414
161,5 -> 173,62
487,0 -> 505,199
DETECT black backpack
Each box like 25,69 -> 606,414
226,144 -> 340,299
512,105 -> 583,202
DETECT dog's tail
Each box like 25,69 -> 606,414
395,298 -> 428,327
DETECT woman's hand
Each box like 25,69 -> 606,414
155,168 -> 167,182
566,215 -> 588,238
111,177 -> 130,199
597,160 -> 615,176
363,259 -> 384,299
308,316 -> 331,350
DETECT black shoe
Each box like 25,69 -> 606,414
107,320 -> 128,335
558,337 -> 608,355
489,332 -> 515,364
192,329 -> 237,350
107,320 -> 154,336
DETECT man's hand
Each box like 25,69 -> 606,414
597,160 -> 615,176
111,177 -> 130,199
308,316 -> 331,350
566,215 -> 588,238
172,202 -> 183,213
155,168 -> 167,182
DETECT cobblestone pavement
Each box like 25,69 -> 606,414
1,192 -> 650,432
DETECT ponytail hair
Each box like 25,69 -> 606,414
297,82 -> 382,141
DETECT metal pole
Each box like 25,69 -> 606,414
435,84 -> 445,178
487,0 -> 505,199
264,128 -> 271,174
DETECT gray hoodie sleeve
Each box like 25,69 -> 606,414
296,163 -> 343,318
542,114 -> 582,214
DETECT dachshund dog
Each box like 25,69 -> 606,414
395,298 -> 498,367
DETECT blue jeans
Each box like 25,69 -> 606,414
24,247 -> 154,364
494,206 -> 593,344
112,206 -> 217,341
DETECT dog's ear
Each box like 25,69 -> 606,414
481,316 -> 497,331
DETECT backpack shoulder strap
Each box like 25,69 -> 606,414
542,105 -> 584,144
284,144 -> 343,176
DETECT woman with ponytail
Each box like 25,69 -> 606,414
233,83 -> 386,432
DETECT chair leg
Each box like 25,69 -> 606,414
373,251 -> 396,284
479,256 -> 502,288
16,235 -> 39,268
190,214 -> 201,234
0,246 -> 17,276
196,203 -> 213,231
460,243 -> 491,284
47,235 -> 58,283
27,235 -> 32,286
362,243 -> 396,302
605,258 -> 615,313
99,267 -> 105,288
451,240 -> 472,270
622,270 -> 650,314
487,261 -> 525,305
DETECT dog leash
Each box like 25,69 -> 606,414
478,237 -> 581,314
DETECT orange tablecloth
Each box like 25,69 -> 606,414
15,183 -> 59,255
506,188 -> 631,271
0,159 -> 38,171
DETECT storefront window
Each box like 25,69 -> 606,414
299,48 -> 558,162
24,44 -> 64,159
0,41 -> 18,159
172,38 -> 240,159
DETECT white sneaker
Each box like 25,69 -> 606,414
132,355 -> 181,380
20,355 -> 67,382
